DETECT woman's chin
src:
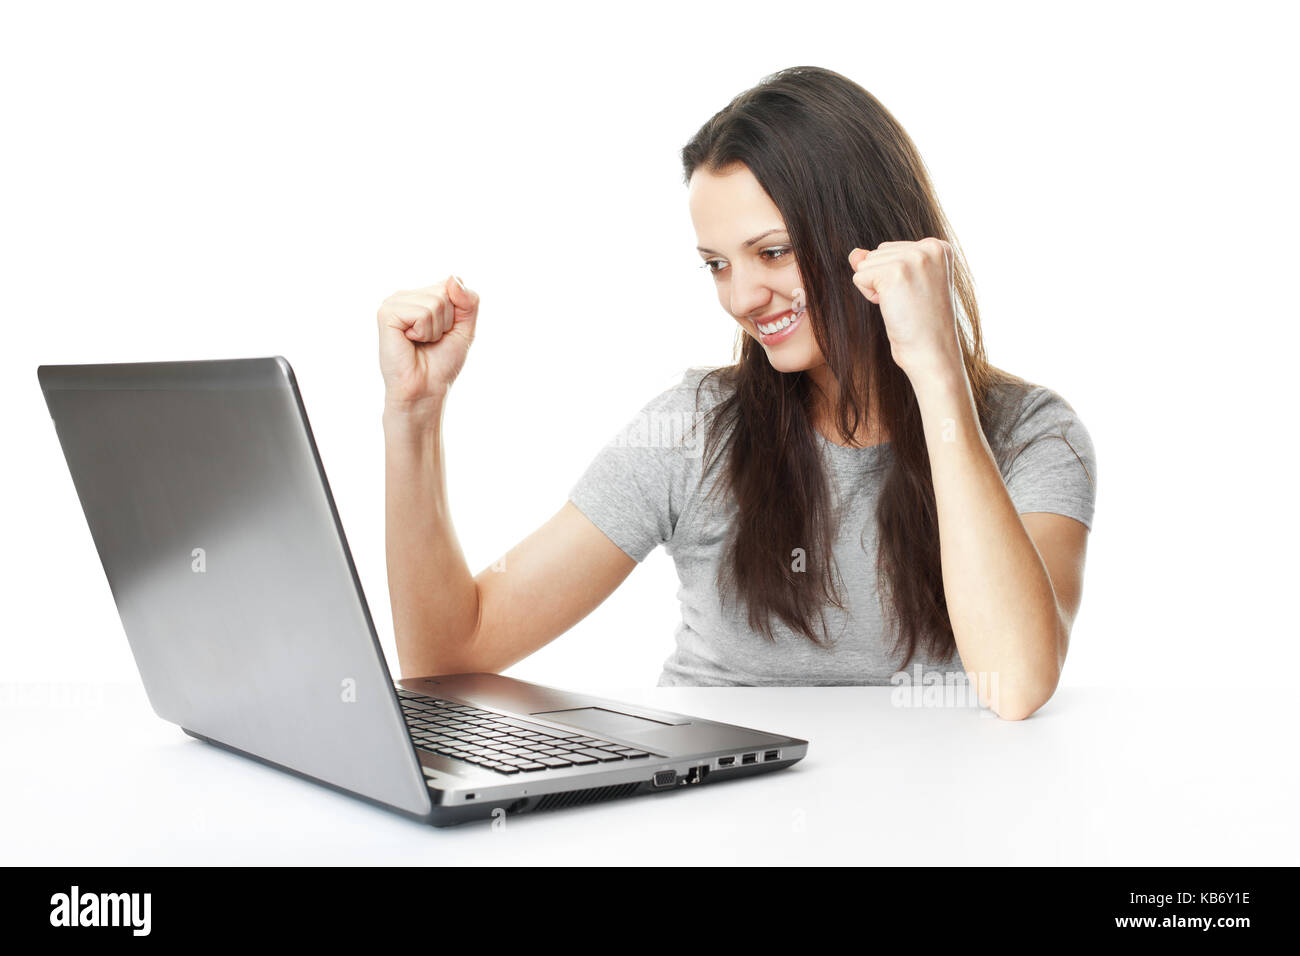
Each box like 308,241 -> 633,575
761,339 -> 819,374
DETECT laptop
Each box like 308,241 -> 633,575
37,356 -> 808,827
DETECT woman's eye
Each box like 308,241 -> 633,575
699,247 -> 792,275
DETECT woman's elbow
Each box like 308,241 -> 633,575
991,675 -> 1058,720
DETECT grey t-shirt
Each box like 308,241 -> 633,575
568,367 -> 1097,686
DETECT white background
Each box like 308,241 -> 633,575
4,0 -> 1297,701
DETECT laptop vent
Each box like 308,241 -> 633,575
533,782 -> 641,812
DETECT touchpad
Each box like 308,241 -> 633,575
531,707 -> 682,737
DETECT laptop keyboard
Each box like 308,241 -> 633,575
396,688 -> 657,775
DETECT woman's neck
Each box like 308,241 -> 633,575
805,362 -> 888,448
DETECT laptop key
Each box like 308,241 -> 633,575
408,695 -> 668,771
536,756 -> 574,768
575,748 -> 625,762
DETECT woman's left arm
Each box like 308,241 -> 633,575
850,238 -> 1089,720
910,369 -> 1087,720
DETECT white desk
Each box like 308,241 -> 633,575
2,681 -> 1292,865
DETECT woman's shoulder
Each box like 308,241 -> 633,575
600,367 -> 734,465
982,370 -> 1096,479
983,370 -> 1087,436
641,365 -> 735,417
681,364 -> 735,397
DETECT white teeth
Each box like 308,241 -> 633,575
759,311 -> 796,335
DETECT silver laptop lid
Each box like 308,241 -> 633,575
38,356 -> 431,817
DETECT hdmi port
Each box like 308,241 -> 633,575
718,756 -> 736,767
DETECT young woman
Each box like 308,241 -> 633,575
377,66 -> 1095,720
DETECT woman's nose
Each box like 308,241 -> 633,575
728,273 -> 774,319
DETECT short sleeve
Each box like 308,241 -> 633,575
1000,386 -> 1097,531
567,370 -> 706,562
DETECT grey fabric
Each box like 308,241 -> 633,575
568,367 -> 1097,686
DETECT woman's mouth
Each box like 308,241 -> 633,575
756,308 -> 802,344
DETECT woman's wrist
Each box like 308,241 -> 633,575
383,390 -> 446,429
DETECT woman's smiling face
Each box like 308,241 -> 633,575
689,162 -> 824,373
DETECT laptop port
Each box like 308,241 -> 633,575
652,769 -> 677,788
742,752 -> 757,765
718,756 -> 736,767
684,765 -> 710,785
764,750 -> 780,762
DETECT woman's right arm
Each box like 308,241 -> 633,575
378,277 -> 637,679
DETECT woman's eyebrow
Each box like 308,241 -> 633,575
696,228 -> 787,255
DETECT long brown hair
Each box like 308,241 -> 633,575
681,65 -> 1031,669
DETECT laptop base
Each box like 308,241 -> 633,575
184,726 -> 802,827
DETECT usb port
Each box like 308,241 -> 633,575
764,750 -> 779,762
718,756 -> 735,767
742,752 -> 757,765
